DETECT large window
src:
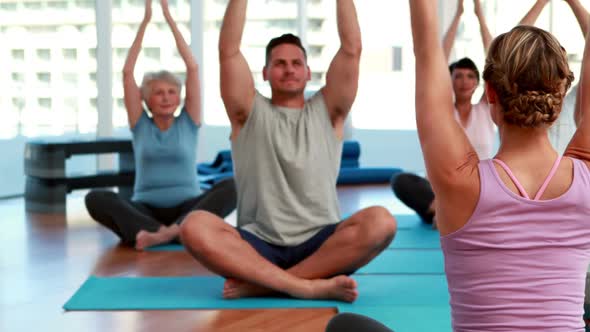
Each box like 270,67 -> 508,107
2,0 -> 590,135
0,0 -> 97,138
350,0 -> 590,130
306,0 -> 330,92
350,0 -> 415,129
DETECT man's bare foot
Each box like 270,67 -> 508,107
223,278 -> 274,299
223,275 -> 358,303
302,275 -> 358,303
135,225 -> 179,250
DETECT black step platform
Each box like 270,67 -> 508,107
24,138 -> 135,213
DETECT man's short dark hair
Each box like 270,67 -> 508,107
265,33 -> 307,65
449,57 -> 480,82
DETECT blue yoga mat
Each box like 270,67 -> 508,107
393,214 -> 423,229
147,228 -> 440,252
145,243 -> 183,251
356,250 -> 444,274
64,276 -> 335,310
336,305 -> 452,332
337,167 -> 402,185
63,275 -> 449,311
145,214 -> 427,252
389,228 -> 440,249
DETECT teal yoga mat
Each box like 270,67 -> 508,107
392,214 -> 424,229
336,305 -> 452,332
64,276 -> 335,310
389,228 -> 440,249
63,275 -> 449,310
146,215 -> 431,252
147,229 -> 440,252
356,250 -> 444,274
145,243 -> 183,251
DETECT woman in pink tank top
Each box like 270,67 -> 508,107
327,1 -> 590,331
407,0 -> 590,331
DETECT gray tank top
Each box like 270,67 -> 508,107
232,91 -> 342,246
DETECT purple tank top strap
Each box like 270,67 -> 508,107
492,159 -> 530,199
493,155 -> 563,201
532,155 -> 562,200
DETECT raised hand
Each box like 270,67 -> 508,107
563,0 -> 589,38
518,0 -> 551,26
144,0 -> 152,22
160,0 -> 171,19
473,0 -> 492,53
443,0 -> 465,60
473,0 -> 483,18
457,0 -> 464,17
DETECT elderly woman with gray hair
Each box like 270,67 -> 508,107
85,0 -> 236,250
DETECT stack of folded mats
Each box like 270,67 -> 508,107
197,141 -> 402,189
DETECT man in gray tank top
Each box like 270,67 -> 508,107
180,0 -> 396,303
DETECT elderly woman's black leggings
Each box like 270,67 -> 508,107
85,178 -> 236,245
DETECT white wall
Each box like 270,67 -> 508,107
0,133 -> 101,197
0,137 -> 27,197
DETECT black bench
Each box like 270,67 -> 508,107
24,138 -> 135,213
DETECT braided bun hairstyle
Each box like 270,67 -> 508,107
483,25 -> 574,128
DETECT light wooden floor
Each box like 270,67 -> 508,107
0,184 -> 407,332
